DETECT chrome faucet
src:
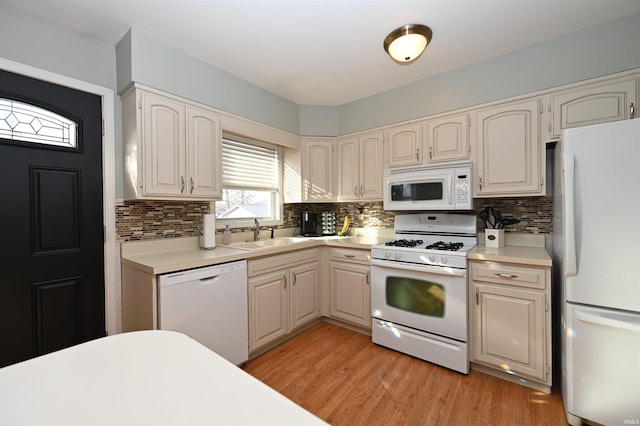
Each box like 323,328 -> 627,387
252,218 -> 260,241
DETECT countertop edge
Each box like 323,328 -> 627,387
468,244 -> 552,267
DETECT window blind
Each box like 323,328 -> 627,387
222,135 -> 279,190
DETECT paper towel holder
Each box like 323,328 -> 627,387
200,213 -> 216,250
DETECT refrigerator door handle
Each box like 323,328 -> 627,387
576,310 -> 640,332
563,154 -> 577,277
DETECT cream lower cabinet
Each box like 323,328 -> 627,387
329,248 -> 371,329
470,260 -> 551,392
248,249 -> 319,352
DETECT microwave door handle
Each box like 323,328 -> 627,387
371,258 -> 466,277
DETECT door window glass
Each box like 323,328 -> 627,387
0,98 -> 77,148
386,276 -> 445,317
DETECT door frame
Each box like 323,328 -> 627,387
1,58 -> 118,335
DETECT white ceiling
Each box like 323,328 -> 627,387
4,0 -> 640,106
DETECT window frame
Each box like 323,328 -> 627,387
215,133 -> 283,229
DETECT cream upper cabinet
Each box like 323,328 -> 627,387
473,98 -> 544,197
550,76 -> 637,139
337,131 -> 383,201
302,138 -> 335,202
470,260 -> 551,390
122,85 -> 222,201
385,122 -> 422,168
423,112 -> 470,164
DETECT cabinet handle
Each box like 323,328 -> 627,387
360,185 -> 364,197
343,254 -> 356,258
416,148 -> 420,162
478,175 -> 483,190
475,287 -> 479,305
366,270 -> 370,285
180,176 -> 185,193
292,272 -> 296,286
495,273 -> 518,278
631,102 -> 635,119
429,146 -> 433,160
283,274 -> 288,289
354,185 -> 359,197
189,177 -> 194,194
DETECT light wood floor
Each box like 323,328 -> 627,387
242,322 -> 568,426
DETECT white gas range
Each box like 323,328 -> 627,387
370,212 -> 477,374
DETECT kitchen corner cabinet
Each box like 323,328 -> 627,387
329,248 -> 371,329
302,138 -> 335,202
248,248 -> 319,352
122,85 -> 222,200
337,131 -> 383,201
470,260 -> 552,392
474,98 -> 544,197
385,122 -> 422,168
549,75 -> 637,139
423,112 -> 470,164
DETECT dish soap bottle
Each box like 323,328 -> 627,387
222,225 -> 231,245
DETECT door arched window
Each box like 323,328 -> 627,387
0,98 -> 77,148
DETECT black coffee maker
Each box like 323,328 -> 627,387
300,211 -> 318,237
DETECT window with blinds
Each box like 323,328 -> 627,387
216,134 -> 281,224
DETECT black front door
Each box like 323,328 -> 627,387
0,69 -> 105,367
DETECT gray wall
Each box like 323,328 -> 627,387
117,28 -> 301,136
2,3 -> 640,197
335,12 -> 640,135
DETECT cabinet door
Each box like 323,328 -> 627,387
186,105 -> 222,199
290,262 -> 319,329
551,78 -> 637,139
337,137 -> 359,201
473,283 -> 546,380
249,271 -> 288,352
303,138 -> 334,201
475,99 -> 542,196
330,262 -> 371,328
424,113 -> 469,163
359,132 -> 383,200
142,91 -> 186,196
386,123 -> 422,168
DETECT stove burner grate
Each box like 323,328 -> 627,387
425,241 -> 464,251
384,239 -> 423,248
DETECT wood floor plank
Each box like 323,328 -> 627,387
243,322 -> 568,425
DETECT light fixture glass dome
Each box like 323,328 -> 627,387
384,24 -> 433,64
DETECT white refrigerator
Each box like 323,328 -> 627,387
553,119 -> 640,426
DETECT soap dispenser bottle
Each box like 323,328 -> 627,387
222,225 -> 231,245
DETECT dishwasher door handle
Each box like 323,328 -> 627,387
199,275 -> 219,284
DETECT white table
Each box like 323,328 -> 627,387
0,330 -> 327,425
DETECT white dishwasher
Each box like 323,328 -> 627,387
158,260 -> 248,365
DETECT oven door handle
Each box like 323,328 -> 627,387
371,258 -> 467,277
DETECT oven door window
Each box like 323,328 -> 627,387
390,182 -> 443,201
385,276 -> 445,317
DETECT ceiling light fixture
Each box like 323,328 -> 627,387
383,24 -> 433,64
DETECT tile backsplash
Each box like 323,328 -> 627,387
115,197 -> 552,242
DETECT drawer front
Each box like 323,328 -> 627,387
330,247 -> 371,264
248,248 -> 318,277
471,261 -> 546,290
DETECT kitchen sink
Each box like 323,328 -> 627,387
231,237 -> 308,250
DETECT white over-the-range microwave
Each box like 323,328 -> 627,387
383,162 -> 473,211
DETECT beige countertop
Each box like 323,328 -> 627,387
468,244 -> 552,267
121,235 -> 390,275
